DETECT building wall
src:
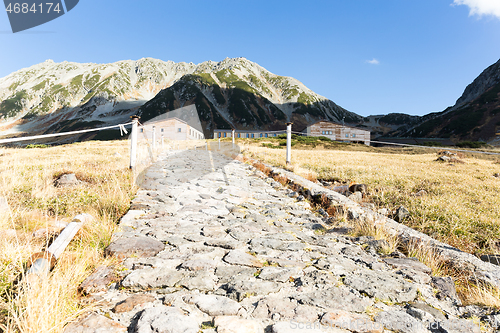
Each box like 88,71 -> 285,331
307,121 -> 370,145
140,118 -> 204,141
214,130 -> 283,139
214,122 -> 370,145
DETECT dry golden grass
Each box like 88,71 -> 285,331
244,144 -> 500,255
0,140 -> 137,332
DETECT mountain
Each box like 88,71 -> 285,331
137,58 -> 361,135
0,57 -> 361,141
395,58 -> 500,143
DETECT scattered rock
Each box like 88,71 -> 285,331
383,257 -> 432,275
431,276 -> 461,304
396,268 -> 432,284
494,173 -> 500,178
121,267 -> 186,289
348,191 -> 363,203
395,206 -> 410,222
412,190 -> 428,197
63,313 -> 126,333
113,294 -> 155,313
214,316 -> 264,333
105,235 -> 165,260
375,310 -> 428,333
184,294 -> 241,316
79,266 -> 118,294
134,306 -> 199,333
321,309 -> 383,333
349,183 -> 368,194
480,254 -> 500,266
343,270 -> 418,303
55,173 -> 80,187
437,155 -> 451,162
407,302 -> 446,321
293,286 -> 372,313
377,208 -> 389,216
223,249 -> 263,268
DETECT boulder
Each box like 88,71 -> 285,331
55,173 -> 80,187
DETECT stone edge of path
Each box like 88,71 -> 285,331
245,157 -> 500,289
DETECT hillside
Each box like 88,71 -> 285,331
0,58 -> 361,140
398,58 -> 500,143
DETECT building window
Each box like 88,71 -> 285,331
178,128 -> 182,132
224,132 -> 227,138
260,133 -> 263,138
251,134 -> 254,138
140,128 -> 144,133
246,134 -> 249,138
352,134 -> 356,138
218,132 -> 221,138
237,133 -> 240,138
161,128 -> 164,132
345,134 -> 349,138
265,133 -> 268,138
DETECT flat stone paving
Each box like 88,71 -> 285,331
67,150 -> 484,333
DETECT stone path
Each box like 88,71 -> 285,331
66,150 -> 487,333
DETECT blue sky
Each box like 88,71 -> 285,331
1,0 -> 500,117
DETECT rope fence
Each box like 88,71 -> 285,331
2,118 -> 498,172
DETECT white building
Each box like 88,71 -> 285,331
140,117 -> 205,141
305,121 -> 370,145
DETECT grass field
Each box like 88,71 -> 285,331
239,137 -> 500,256
0,140 -> 136,332
1,136 -> 500,331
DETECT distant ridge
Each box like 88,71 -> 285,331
0,57 -> 361,140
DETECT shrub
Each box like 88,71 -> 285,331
455,141 -> 488,149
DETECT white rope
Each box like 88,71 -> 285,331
119,124 -> 128,136
0,121 -> 134,145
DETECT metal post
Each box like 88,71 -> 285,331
206,141 -> 208,151
161,135 -> 164,150
218,138 -> 221,150
232,129 -> 235,149
286,122 -> 292,165
129,116 -> 139,169
152,126 -> 156,151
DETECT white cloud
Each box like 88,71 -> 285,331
366,59 -> 380,65
453,0 -> 500,19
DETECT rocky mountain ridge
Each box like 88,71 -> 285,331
0,57 -> 360,140
382,58 -> 500,144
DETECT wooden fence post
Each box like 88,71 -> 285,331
26,214 -> 93,279
129,116 -> 139,169
286,122 -> 293,165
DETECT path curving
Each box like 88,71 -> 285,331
66,150 -> 483,333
